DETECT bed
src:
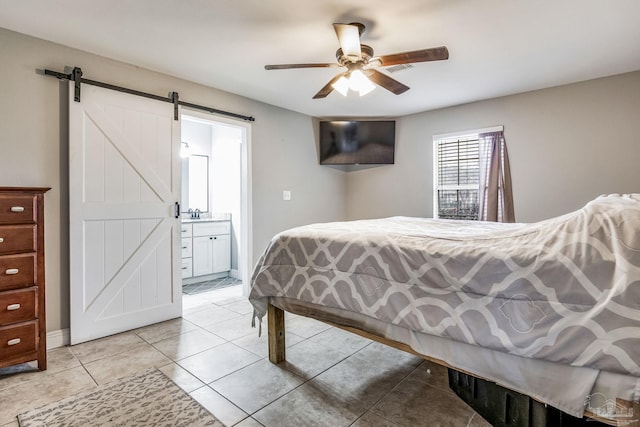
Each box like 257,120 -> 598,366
249,194 -> 640,425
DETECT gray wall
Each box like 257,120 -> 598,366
0,28 -> 346,333
346,71 -> 640,222
2,25 -> 639,335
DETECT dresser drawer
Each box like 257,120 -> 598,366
0,225 -> 36,255
0,287 -> 37,325
0,195 -> 35,224
0,320 -> 38,361
0,254 -> 35,291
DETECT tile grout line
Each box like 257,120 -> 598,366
241,342 -> 368,422
346,356 -> 424,427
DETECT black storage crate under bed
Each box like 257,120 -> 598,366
447,369 -> 609,427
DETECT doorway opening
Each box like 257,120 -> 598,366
179,110 -> 252,299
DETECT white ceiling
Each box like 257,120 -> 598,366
1,0 -> 640,118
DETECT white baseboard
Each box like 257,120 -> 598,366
229,269 -> 239,280
47,328 -> 70,349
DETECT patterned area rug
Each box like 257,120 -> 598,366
18,369 -> 223,427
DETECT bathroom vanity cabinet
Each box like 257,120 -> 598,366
181,220 -> 231,282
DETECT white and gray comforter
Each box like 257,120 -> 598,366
249,194 -> 640,378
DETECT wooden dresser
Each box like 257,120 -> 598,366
0,187 -> 49,371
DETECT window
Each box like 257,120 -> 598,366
433,135 -> 480,220
432,126 -> 504,220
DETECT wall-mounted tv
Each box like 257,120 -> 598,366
319,120 -> 396,165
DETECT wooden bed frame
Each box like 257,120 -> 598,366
266,303 -> 639,427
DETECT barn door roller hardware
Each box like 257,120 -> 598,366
38,66 -> 255,122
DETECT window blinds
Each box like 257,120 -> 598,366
435,137 -> 480,220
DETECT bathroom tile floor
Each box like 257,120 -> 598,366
182,276 -> 243,295
0,285 -> 490,427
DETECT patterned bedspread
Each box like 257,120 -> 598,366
249,194 -> 640,377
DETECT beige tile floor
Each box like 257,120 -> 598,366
0,285 -> 491,427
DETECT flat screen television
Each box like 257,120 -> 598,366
319,120 -> 396,165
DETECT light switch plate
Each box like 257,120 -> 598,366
283,190 -> 291,201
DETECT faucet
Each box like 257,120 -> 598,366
194,208 -> 201,219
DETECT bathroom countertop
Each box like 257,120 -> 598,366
182,213 -> 231,223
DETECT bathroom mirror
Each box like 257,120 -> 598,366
181,154 -> 209,212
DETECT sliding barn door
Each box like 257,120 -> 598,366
69,84 -> 182,344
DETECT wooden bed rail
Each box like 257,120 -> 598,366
266,303 -> 638,427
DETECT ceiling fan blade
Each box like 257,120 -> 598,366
265,63 -> 340,70
333,23 -> 361,58
312,73 -> 346,99
365,69 -> 410,95
378,46 -> 449,67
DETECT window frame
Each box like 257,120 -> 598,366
432,126 -> 503,219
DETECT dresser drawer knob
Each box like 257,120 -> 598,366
10,206 -> 25,213
5,268 -> 19,275
0,237 -> 3,243
7,338 -> 21,346
7,303 -> 21,311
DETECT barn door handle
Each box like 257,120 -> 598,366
11,206 -> 25,213
174,202 -> 180,219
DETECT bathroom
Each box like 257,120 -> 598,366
180,113 -> 247,294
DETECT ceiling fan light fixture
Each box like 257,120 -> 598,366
349,69 -> 376,96
358,85 -> 376,96
332,75 -> 350,96
331,71 -> 375,97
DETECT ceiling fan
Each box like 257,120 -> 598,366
264,22 -> 449,99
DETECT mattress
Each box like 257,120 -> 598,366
249,193 -> 640,417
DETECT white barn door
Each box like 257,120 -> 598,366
69,84 -> 182,345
